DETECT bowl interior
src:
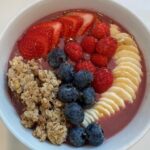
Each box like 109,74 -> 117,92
0,0 -> 150,150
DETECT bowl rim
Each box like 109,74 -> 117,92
0,0 -> 150,150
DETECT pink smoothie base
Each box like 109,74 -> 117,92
7,9 -> 147,139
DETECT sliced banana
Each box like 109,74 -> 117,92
108,86 -> 133,103
116,57 -> 141,68
114,77 -> 137,91
113,65 -> 141,82
102,92 -> 125,108
82,118 -> 89,127
113,82 -> 136,99
84,112 -> 92,124
99,97 -> 120,111
118,61 -> 142,74
117,45 -> 139,54
94,104 -> 111,116
96,101 -> 115,114
114,50 -> 141,61
113,33 -> 137,47
110,24 -> 121,36
86,109 -> 101,120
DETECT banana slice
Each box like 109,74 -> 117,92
114,50 -> 141,61
113,65 -> 141,82
116,57 -> 141,68
114,77 -> 137,91
113,82 -> 136,99
118,62 -> 142,76
114,33 -> 137,47
84,113 -> 93,124
113,70 -> 140,88
102,92 -> 125,108
110,24 -> 121,36
82,118 -> 89,127
97,101 -> 115,114
117,45 -> 139,54
85,112 -> 95,122
108,86 -> 133,103
94,104 -> 111,116
86,109 -> 101,120
99,97 -> 120,111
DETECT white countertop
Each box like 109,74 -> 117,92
0,0 -> 150,149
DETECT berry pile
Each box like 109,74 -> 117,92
17,10 -> 118,147
47,47 -> 106,147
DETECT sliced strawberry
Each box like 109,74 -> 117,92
58,16 -> 74,38
58,15 -> 83,37
28,21 -> 62,51
67,12 -> 95,36
18,34 -> 49,60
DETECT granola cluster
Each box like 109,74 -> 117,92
7,56 -> 67,144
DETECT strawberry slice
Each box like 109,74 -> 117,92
58,15 -> 83,37
28,21 -> 62,50
18,33 -> 49,60
67,12 -> 95,36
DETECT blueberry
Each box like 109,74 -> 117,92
74,71 -> 93,89
58,84 -> 79,103
58,63 -> 74,83
68,127 -> 86,147
64,102 -> 84,125
48,48 -> 67,69
86,123 -> 104,146
81,87 -> 96,108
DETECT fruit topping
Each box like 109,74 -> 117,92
96,37 -> 117,59
81,36 -> 97,54
18,34 -> 49,60
58,84 -> 79,103
48,48 -> 67,68
81,87 -> 96,108
59,15 -> 83,37
75,60 -> 96,74
28,21 -> 62,50
67,12 -> 95,36
74,70 -> 93,89
64,102 -> 84,125
58,62 -> 75,83
93,68 -> 113,93
65,41 -> 83,62
86,123 -> 104,146
27,22 -> 53,47
92,21 -> 110,39
68,127 -> 86,147
91,54 -> 108,67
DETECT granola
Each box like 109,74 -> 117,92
7,56 -> 67,144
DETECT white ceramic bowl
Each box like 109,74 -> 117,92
0,0 -> 150,150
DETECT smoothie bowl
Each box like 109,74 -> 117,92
0,0 -> 150,150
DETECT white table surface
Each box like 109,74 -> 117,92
0,0 -> 149,149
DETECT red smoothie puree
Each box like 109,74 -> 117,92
8,9 -> 147,139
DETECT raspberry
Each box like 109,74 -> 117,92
92,22 -> 110,39
81,36 -> 97,54
96,37 -> 117,59
75,60 -> 96,74
93,68 -> 113,93
65,42 -> 83,62
91,54 -> 108,67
